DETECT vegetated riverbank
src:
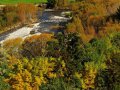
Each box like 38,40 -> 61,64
0,9 -> 72,43
0,22 -> 40,43
0,19 -> 38,35
0,23 -> 24,35
0,3 -> 38,35
0,1 -> 72,36
0,17 -> 36,43
0,1 -> 120,90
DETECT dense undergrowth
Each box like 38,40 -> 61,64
0,0 -> 120,90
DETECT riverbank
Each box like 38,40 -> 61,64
0,22 -> 41,43
0,9 -> 72,43
0,23 -> 23,36
0,20 -> 38,37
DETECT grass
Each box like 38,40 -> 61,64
0,0 -> 75,4
0,0 -> 47,4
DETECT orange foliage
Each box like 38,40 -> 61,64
98,23 -> 120,37
17,3 -> 37,23
3,38 -> 23,50
22,33 -> 53,57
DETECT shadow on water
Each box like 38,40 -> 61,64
0,34 -> 8,41
37,10 -> 70,34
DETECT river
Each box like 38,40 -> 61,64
0,9 -> 71,43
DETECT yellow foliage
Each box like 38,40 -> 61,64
8,55 -> 19,66
99,23 -> 120,37
35,76 -> 42,85
79,61 -> 107,89
7,57 -> 57,89
48,72 -> 57,78
74,72 -> 82,79
3,38 -> 22,51
58,60 -> 67,77
81,62 -> 97,89
9,73 -> 24,90
24,83 -> 32,90
24,33 -> 53,43
70,2 -> 80,11
66,16 -> 84,34
22,69 -> 32,83
61,60 -> 66,68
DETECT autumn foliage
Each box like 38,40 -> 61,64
22,34 -> 53,57
17,3 -> 37,23
0,0 -> 120,90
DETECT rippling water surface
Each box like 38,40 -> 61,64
0,9 -> 70,43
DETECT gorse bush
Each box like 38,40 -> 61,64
0,32 -> 119,90
0,0 -> 120,90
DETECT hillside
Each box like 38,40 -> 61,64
0,0 -> 120,90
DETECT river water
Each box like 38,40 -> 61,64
0,9 -> 70,43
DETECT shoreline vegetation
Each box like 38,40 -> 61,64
0,0 -> 120,90
0,1 -> 72,36
0,4 -> 40,35
0,21 -> 38,39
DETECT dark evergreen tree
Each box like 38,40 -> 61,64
47,0 -> 56,8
